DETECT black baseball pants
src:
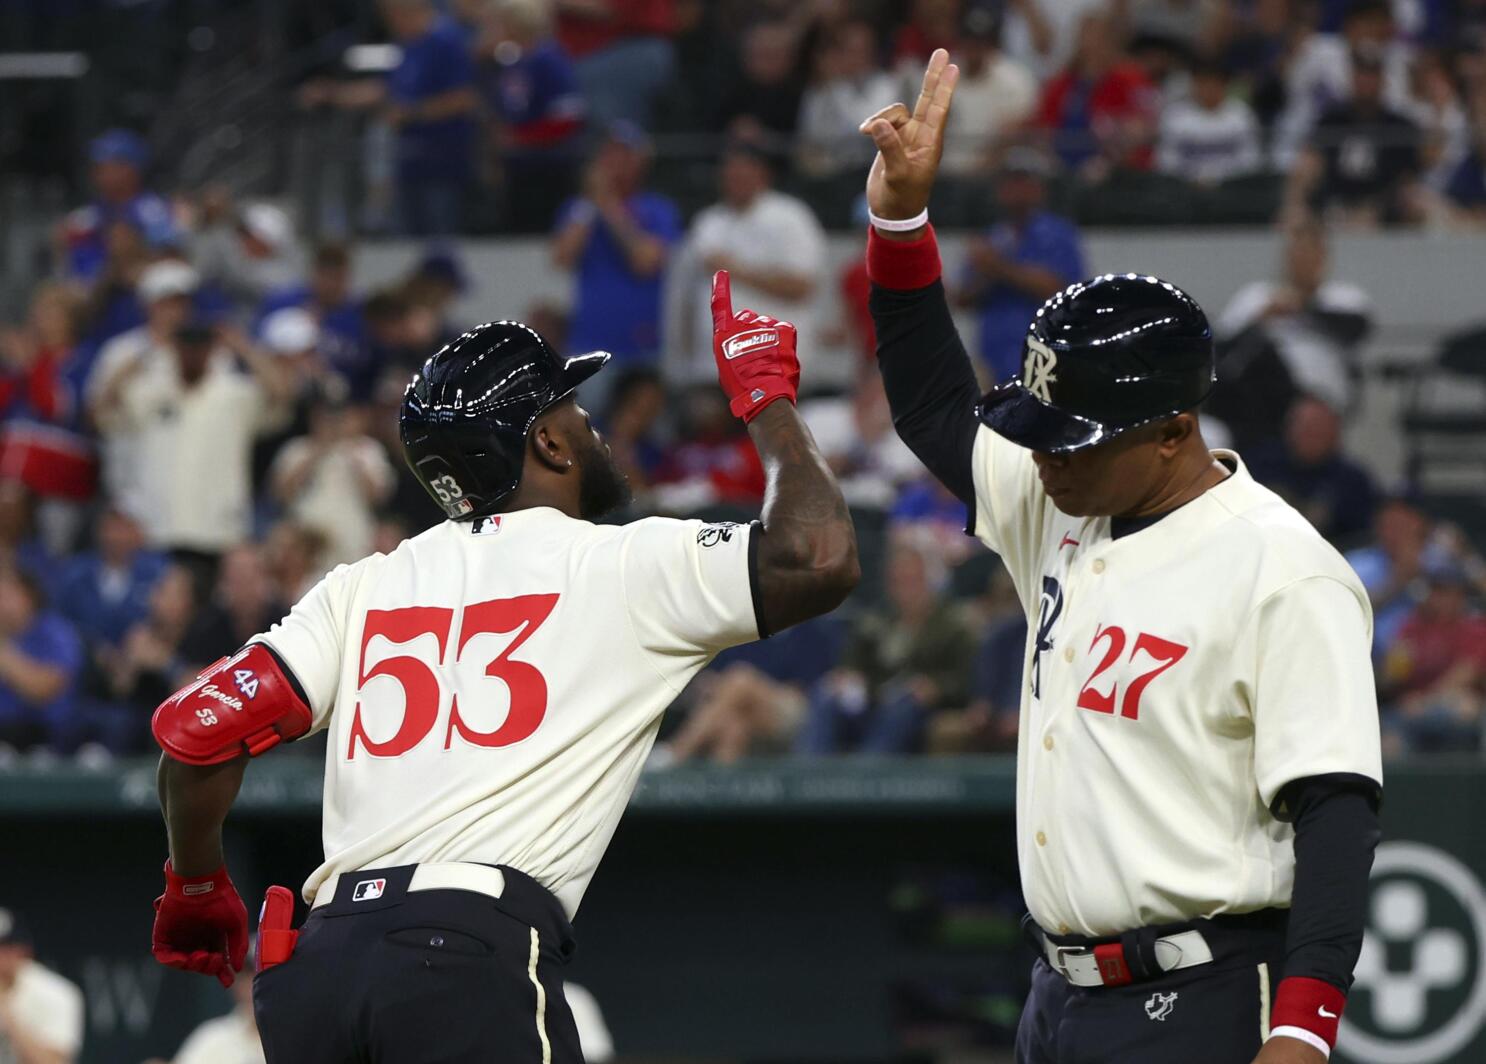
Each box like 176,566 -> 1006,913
253,864 -> 582,1064
1015,912 -> 1289,1064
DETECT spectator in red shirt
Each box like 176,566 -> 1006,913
557,0 -> 677,128
1037,11 -> 1159,177
1380,563 -> 1486,754
653,387 -> 766,510
891,0 -> 962,68
0,284 -> 97,507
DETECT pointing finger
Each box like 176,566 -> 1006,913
711,270 -> 733,330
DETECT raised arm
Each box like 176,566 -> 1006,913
860,51 -> 981,506
708,271 -> 859,634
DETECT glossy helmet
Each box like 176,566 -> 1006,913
399,321 -> 609,520
976,273 -> 1215,452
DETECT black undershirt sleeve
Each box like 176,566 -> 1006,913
1275,772 -> 1383,991
870,280 -> 983,508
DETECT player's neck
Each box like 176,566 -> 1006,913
1121,451 -> 1229,521
500,484 -> 581,520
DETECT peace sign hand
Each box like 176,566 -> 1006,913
859,48 -> 960,229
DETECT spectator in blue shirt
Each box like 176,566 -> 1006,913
382,0 -> 480,235
259,242 -> 370,394
1345,497 -> 1455,661
54,508 -> 168,652
955,148 -> 1086,383
0,566 -> 83,755
56,129 -> 177,283
483,0 -> 588,232
552,124 -> 681,375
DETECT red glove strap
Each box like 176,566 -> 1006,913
163,860 -> 233,898
1271,976 -> 1345,1053
866,223 -> 942,291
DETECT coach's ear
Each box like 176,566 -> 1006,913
1157,413 -> 1199,457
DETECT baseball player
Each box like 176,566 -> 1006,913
861,52 -> 1382,1064
145,282 -> 858,1062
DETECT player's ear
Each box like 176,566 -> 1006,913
529,411 -> 574,474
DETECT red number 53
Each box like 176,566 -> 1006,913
1076,625 -> 1188,720
346,594 -> 559,760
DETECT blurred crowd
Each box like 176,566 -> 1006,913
0,0 -> 1483,775
275,0 -> 1486,234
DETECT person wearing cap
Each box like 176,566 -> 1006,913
552,123 -> 681,393
669,140 -> 829,387
86,260 -> 202,523
100,315 -> 292,584
257,242 -> 370,394
955,147 -> 1085,384
56,128 -> 177,283
0,908 -> 83,1064
1286,43 -> 1426,226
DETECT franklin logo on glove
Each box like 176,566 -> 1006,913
722,330 -> 780,360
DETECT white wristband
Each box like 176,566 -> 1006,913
868,208 -> 929,232
1269,1026 -> 1331,1058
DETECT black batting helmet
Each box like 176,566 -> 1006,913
399,321 -> 610,520
976,273 -> 1215,453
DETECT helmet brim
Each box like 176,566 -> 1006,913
554,349 -> 611,400
975,382 -> 1116,454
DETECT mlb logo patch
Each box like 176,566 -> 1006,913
471,515 -> 503,536
352,878 -> 387,902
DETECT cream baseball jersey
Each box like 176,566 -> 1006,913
252,508 -> 759,916
970,428 -> 1383,938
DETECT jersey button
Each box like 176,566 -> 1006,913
1059,924 -> 1071,935
1036,831 -> 1048,847
1092,559 -> 1106,575
1063,646 -> 1074,663
1043,735 -> 1054,751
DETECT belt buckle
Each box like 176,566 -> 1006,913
1052,944 -> 1091,979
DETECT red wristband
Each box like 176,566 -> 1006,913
163,861 -> 232,899
866,223 -> 942,291
1271,975 -> 1345,1053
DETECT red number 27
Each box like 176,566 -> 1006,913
347,594 -> 558,760
1076,625 -> 1188,720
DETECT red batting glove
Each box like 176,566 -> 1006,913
152,861 -> 249,988
710,270 -> 801,422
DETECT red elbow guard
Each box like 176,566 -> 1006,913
152,643 -> 313,765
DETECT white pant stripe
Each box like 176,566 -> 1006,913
1258,961 -> 1272,1041
528,928 -> 552,1064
